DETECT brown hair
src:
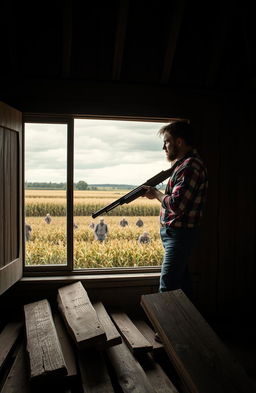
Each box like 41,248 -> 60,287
158,121 -> 194,146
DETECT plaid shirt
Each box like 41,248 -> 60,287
160,149 -> 208,228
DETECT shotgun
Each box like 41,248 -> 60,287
91,165 -> 176,219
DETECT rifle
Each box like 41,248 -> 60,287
91,166 -> 176,219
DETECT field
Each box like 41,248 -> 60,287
25,190 -> 164,268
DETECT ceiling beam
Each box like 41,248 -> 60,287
160,0 -> 185,85
112,0 -> 130,81
62,0 -> 73,78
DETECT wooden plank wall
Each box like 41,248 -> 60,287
0,102 -> 23,295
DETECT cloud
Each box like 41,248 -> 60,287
25,119 -> 168,184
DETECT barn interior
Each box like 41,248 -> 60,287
0,1 -> 256,392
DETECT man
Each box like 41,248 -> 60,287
136,218 -> 144,227
143,121 -> 208,298
138,231 -> 151,244
119,217 -> 129,227
25,223 -> 32,241
94,218 -> 108,242
44,213 -> 52,224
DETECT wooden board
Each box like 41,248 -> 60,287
133,319 -> 164,353
53,313 -> 78,381
78,349 -> 115,393
57,281 -> 106,349
138,352 -> 179,393
106,341 -> 156,393
0,322 -> 22,372
141,290 -> 256,393
110,312 -> 153,354
24,299 -> 67,381
93,302 -> 122,348
1,343 -> 30,393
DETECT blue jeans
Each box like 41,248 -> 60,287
159,226 -> 199,298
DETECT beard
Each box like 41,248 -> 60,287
166,144 -> 179,162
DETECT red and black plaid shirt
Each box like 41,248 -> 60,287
160,149 -> 208,228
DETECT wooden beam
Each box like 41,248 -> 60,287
141,290 -> 255,393
0,322 -> 22,372
112,0 -> 129,81
57,281 -> 106,349
93,302 -> 122,348
133,319 -> 164,353
78,349 -> 115,393
1,343 -> 30,393
62,0 -> 73,78
111,312 -> 152,354
53,313 -> 78,382
138,352 -> 179,393
106,341 -> 156,393
24,299 -> 67,381
160,0 -> 186,84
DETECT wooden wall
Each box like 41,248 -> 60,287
0,85 -> 255,322
0,102 -> 23,295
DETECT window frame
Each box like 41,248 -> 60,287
23,113 -> 176,277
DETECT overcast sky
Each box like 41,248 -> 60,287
25,119 -> 170,185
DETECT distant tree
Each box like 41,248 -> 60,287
76,180 -> 88,190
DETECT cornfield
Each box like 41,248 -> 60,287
25,190 -> 164,268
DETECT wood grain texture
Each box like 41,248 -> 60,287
0,103 -> 22,296
0,102 -> 22,131
138,352 -> 179,393
133,319 -> 163,353
110,312 -> 152,354
78,349 -> 115,393
57,281 -> 106,349
0,321 -> 22,372
0,342 -> 30,393
93,301 -> 122,348
141,290 -> 255,393
54,313 -> 78,381
106,341 -> 156,393
24,299 -> 67,381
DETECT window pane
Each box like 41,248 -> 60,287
24,123 -> 67,266
73,119 -> 167,269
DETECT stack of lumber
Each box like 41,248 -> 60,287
0,281 -> 179,393
141,289 -> 256,393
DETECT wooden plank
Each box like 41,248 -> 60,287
10,130 -> 18,262
78,349 -> 115,393
138,352 -> 179,393
53,313 -> 78,382
111,311 -> 152,354
93,302 -> 122,348
1,342 -> 30,393
141,290 -> 256,393
4,130 -> 11,265
0,127 -> 4,268
24,299 -> 67,382
133,319 -> 164,353
0,102 -> 22,132
57,281 -> 106,349
112,0 -> 129,80
0,322 -> 22,372
160,0 -> 185,84
106,341 -> 156,393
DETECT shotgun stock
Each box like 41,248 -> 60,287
91,166 -> 175,219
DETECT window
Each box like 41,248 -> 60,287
24,116 -> 173,273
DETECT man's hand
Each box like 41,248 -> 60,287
142,186 -> 165,203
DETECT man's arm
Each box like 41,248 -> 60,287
142,186 -> 165,204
